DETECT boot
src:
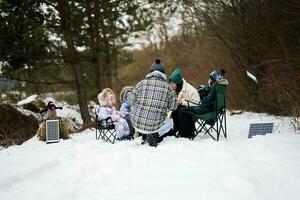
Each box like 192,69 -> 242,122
147,133 -> 158,147
141,134 -> 147,145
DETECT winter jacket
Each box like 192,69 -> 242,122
119,86 -> 133,114
178,79 -> 200,106
120,86 -> 134,103
191,79 -> 229,114
97,88 -> 130,139
120,100 -> 131,114
96,106 -> 130,139
128,70 -> 177,133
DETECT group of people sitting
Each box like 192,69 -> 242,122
96,58 -> 228,147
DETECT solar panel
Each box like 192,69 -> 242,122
46,120 -> 60,143
248,122 -> 273,138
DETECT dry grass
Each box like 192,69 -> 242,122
112,34 -> 300,119
0,104 -> 38,147
113,35 -> 248,110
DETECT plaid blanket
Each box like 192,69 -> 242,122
128,71 -> 177,133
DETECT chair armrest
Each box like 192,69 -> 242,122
186,99 -> 201,107
186,100 -> 215,108
97,117 -> 115,129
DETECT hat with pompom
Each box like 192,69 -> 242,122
150,58 -> 165,74
209,69 -> 225,83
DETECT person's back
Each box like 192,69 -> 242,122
128,59 -> 177,146
131,70 -> 176,132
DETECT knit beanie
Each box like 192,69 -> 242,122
209,69 -> 225,83
169,68 -> 183,85
150,58 -> 165,74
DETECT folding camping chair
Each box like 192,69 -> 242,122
95,107 -> 117,143
191,84 -> 227,141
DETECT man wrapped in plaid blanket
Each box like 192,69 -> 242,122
128,59 -> 177,147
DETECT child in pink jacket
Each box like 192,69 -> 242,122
96,88 -> 131,140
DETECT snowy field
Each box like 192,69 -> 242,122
0,112 -> 300,200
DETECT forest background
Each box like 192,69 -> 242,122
1,0 -> 299,127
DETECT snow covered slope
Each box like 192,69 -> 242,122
0,112 -> 299,200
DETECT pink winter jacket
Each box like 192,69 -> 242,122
96,106 -> 130,139
97,89 -> 130,139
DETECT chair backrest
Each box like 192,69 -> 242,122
94,105 -> 115,129
94,105 -> 99,121
216,84 -> 227,111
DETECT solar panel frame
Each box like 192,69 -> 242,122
46,119 -> 60,144
248,122 -> 274,138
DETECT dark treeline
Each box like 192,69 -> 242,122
0,0 -> 159,126
113,0 -> 300,117
183,0 -> 300,116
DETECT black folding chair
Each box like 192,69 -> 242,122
95,113 -> 117,143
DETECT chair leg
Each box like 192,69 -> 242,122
108,130 -> 116,143
192,120 -> 201,140
217,113 -> 227,141
192,120 -> 208,140
100,129 -> 106,140
96,128 -> 101,140
203,125 -> 217,140
224,110 -> 227,139
207,130 -> 216,140
217,115 -> 220,141
102,129 -> 116,144
193,120 -> 218,141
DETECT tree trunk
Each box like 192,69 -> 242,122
87,1 -> 103,91
57,0 -> 92,126
72,62 -> 91,125
102,37 -> 112,88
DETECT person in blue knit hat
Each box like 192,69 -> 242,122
178,69 -> 228,138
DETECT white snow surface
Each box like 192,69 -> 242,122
1,112 -> 300,200
16,94 -> 38,106
16,95 -> 85,129
43,97 -> 83,126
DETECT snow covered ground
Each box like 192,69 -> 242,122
0,112 -> 300,200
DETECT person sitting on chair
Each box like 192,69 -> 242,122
119,86 -> 135,136
168,68 -> 200,138
198,84 -> 209,101
127,58 -> 177,147
97,88 -> 132,140
178,69 -> 228,138
193,69 -> 228,114
37,101 -> 70,141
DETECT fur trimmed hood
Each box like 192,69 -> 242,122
119,86 -> 134,102
98,88 -> 116,107
146,70 -> 167,81
216,78 -> 229,86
